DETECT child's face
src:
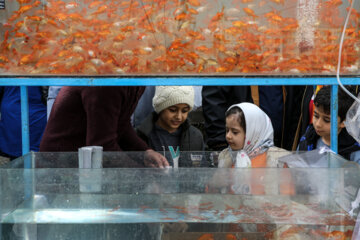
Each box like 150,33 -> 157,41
225,115 -> 245,151
313,106 -> 345,143
156,104 -> 190,133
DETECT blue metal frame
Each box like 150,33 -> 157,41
0,76 -> 359,86
330,85 -> 338,153
1,76 -> 359,155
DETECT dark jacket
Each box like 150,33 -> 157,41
298,124 -> 360,160
40,86 -> 148,152
136,112 -> 206,167
295,85 -> 360,151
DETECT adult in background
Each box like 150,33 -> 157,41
0,86 -> 47,160
202,86 -> 253,151
46,86 -> 62,120
202,86 -> 307,151
40,86 -> 168,168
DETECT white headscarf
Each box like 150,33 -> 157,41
227,102 -> 274,166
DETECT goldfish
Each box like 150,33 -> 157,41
27,16 -> 42,22
92,5 -> 108,15
243,8 -> 257,18
211,7 -> 224,22
65,2 -> 79,9
0,0 -> 357,75
0,55 -> 9,63
196,46 -> 210,52
198,233 -> 214,240
113,34 -> 125,42
19,54 -> 34,65
17,0 -> 31,4
226,234 -> 237,240
232,21 -> 246,28
188,0 -> 201,7
89,1 -> 104,9
269,0 -> 284,4
16,5 -> 33,15
14,32 -> 29,39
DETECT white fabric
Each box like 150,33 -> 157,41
227,102 -> 274,165
152,86 -> 194,113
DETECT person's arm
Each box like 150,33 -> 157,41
119,120 -> 149,151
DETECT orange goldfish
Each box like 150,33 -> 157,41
211,7 -> 224,22
19,54 -> 34,65
14,32 -> 29,39
66,2 -> 79,9
27,16 -> 42,22
232,21 -> 246,28
226,233 -> 237,240
269,0 -> 284,4
0,55 -> 9,63
188,8 -> 199,15
175,12 -> 190,21
196,46 -> 210,52
16,5 -> 33,15
17,0 -> 31,4
198,233 -> 214,240
121,26 -> 135,32
89,1 -> 104,8
92,5 -> 108,15
188,0 -> 201,7
243,8 -> 257,18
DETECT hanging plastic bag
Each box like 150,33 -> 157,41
345,94 -> 360,143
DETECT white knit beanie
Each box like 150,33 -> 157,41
152,86 -> 195,113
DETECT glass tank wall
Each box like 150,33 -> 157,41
1,151 -> 360,239
0,0 -> 359,75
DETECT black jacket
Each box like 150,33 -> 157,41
136,112 -> 206,167
298,124 -> 360,160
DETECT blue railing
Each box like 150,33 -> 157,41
1,76 -> 359,155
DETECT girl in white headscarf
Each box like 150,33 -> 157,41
218,102 -> 274,168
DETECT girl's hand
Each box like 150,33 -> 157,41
144,149 -> 169,168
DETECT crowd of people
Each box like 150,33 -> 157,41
0,85 -> 359,167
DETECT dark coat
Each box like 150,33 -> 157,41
298,124 -> 360,160
40,86 -> 148,152
136,112 -> 206,167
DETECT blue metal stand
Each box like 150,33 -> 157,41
0,76 -> 359,156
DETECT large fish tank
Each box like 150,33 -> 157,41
1,150 -> 360,239
0,0 -> 359,75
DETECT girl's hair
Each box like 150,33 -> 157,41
225,106 -> 246,133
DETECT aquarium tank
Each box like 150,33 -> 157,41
0,0 -> 359,75
1,151 -> 360,239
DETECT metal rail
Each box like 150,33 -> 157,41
1,76 -> 359,155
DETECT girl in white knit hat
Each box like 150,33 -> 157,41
136,86 -> 206,167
